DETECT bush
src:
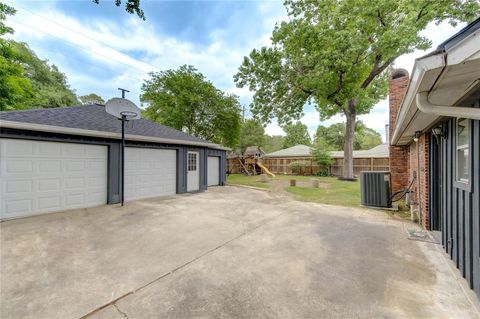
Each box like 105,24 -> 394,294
311,139 -> 333,176
289,161 -> 308,175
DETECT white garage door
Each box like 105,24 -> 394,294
207,156 -> 220,187
0,139 -> 108,220
125,148 -> 176,201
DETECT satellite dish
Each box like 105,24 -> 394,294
105,97 -> 141,120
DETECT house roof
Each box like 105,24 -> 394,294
265,143 -> 389,159
265,144 -> 313,158
330,143 -> 389,158
392,17 -> 480,146
0,105 -> 227,150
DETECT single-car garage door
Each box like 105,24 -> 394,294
207,156 -> 220,186
125,148 -> 176,201
0,139 -> 108,220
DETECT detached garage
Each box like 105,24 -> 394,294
0,105 -> 227,220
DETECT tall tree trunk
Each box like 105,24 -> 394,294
342,100 -> 356,180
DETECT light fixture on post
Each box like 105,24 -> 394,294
105,90 -> 141,206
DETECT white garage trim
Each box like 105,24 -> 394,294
207,156 -> 220,187
0,139 -> 108,220
124,147 -> 177,201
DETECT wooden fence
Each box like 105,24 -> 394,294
227,156 -> 389,176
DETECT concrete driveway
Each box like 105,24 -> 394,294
1,186 -> 478,319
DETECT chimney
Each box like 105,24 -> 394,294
385,124 -> 389,143
388,69 -> 409,195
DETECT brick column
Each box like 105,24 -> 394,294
388,69 -> 409,196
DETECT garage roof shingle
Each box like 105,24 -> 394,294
0,105 -> 210,144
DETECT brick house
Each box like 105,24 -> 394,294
389,18 -> 480,297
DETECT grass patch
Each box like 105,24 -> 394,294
286,178 -> 360,207
226,174 -> 271,189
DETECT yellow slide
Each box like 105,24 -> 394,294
257,162 -> 275,177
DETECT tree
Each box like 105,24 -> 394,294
354,121 -> 383,150
10,42 -> 79,109
283,121 -> 311,148
1,5 -> 79,111
263,135 -> 285,153
93,0 -> 145,20
234,0 -> 478,179
0,3 -> 32,111
315,123 -> 345,151
315,121 -> 382,150
238,118 -> 265,153
79,93 -> 105,105
141,65 -> 242,148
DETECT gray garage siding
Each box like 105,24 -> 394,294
0,128 -> 226,204
429,100 -> 480,297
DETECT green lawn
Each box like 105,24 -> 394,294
227,174 -> 360,207
285,180 -> 360,207
226,174 -> 272,188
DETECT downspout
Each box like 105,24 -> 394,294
416,135 -> 421,225
416,92 -> 480,120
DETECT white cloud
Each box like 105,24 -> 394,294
7,2 -> 284,106
6,2 -> 467,144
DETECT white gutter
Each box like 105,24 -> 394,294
0,120 -> 230,151
390,54 -> 444,145
416,92 -> 480,120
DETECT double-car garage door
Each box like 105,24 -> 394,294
0,140 -> 178,219
0,139 -> 108,219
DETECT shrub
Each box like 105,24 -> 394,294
311,139 -> 333,176
289,161 -> 308,175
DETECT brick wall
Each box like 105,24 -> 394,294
408,134 -> 430,228
388,69 -> 410,195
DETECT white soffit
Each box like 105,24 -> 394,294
392,29 -> 480,146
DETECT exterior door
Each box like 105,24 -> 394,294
0,138 -> 108,219
187,151 -> 200,192
207,156 -> 220,186
124,147 -> 176,201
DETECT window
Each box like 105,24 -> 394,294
188,153 -> 197,171
456,118 -> 469,183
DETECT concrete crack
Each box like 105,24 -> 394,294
79,209 -> 286,318
113,303 -> 128,319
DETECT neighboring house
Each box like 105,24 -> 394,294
0,105 -> 227,220
263,144 -> 389,176
389,18 -> 480,297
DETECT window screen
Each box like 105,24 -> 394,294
456,118 -> 469,183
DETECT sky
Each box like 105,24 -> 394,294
5,0 -> 466,142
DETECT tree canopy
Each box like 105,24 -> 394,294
283,121 -> 311,148
263,135 -> 285,153
1,4 -> 78,111
238,118 -> 265,153
141,65 -> 242,148
79,93 -> 105,105
315,121 -> 382,151
234,0 -> 479,178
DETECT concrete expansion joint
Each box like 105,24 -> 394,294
81,209 -> 288,318
113,303 -> 128,319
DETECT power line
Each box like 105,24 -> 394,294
6,0 -> 160,73
10,18 -> 152,82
